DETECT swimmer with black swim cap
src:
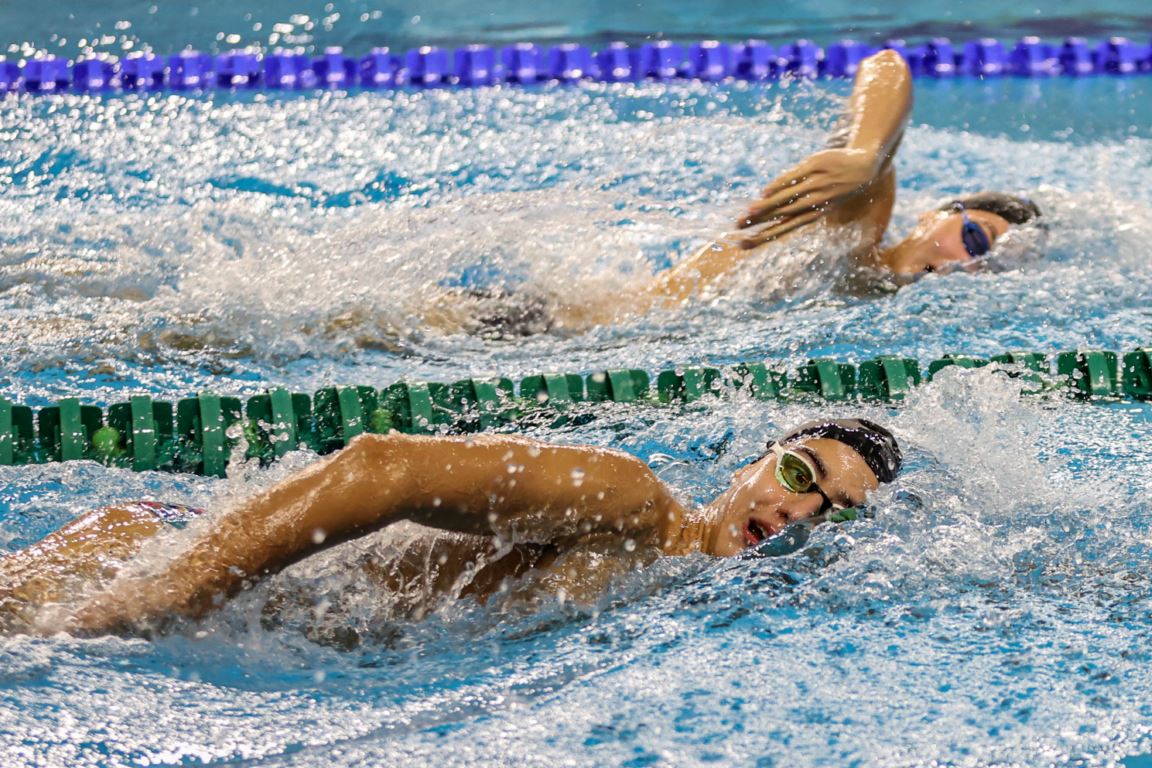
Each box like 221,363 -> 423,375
636,50 -> 1046,310
1,419 -> 901,636
700,418 -> 901,556
877,192 -> 1044,275
419,50 -> 1045,337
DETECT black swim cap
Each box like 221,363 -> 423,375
939,192 -> 1042,226
777,418 -> 902,484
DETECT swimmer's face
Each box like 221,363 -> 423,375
883,208 -> 1012,275
704,437 -> 879,557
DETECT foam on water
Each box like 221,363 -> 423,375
2,378 -> 1150,766
2,80 -> 1151,394
2,72 -> 1152,766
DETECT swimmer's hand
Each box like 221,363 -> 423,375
64,566 -> 224,637
62,579 -> 159,636
736,148 -> 882,249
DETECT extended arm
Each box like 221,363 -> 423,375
642,49 -> 913,303
67,433 -> 686,633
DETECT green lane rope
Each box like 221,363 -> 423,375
1,347 -> 1148,476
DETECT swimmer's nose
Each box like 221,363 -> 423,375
783,493 -> 828,522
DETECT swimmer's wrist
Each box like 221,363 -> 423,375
845,146 -> 885,177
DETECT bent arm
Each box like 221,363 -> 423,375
822,49 -> 911,256
739,49 -> 911,250
829,48 -> 913,176
69,434 -> 684,631
641,49 -> 913,303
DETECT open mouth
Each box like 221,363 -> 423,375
744,518 -> 774,547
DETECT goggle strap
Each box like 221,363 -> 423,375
826,508 -> 859,523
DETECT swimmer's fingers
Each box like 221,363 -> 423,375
746,149 -> 879,227
742,166 -> 848,227
739,185 -> 813,227
751,171 -> 826,219
739,196 -> 790,228
757,152 -> 832,199
736,208 -> 824,249
755,174 -> 813,209
760,149 -> 877,198
740,169 -> 872,228
740,189 -> 837,227
738,178 -> 839,228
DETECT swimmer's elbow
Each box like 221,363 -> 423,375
864,49 -> 912,80
858,50 -> 913,102
868,49 -> 907,70
344,431 -> 441,465
328,433 -> 419,512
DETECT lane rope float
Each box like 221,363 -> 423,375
1,347 -> 1149,476
1,35 -> 1150,95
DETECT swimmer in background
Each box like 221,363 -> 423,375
0,418 -> 900,637
684,49 -> 1043,281
432,49 -> 1043,336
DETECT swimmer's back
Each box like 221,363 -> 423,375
0,500 -> 203,631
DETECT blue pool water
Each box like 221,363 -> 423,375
3,2 -> 1152,766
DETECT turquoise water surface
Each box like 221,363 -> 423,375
2,2 -> 1152,766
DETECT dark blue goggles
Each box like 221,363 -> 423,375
956,204 -> 992,258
